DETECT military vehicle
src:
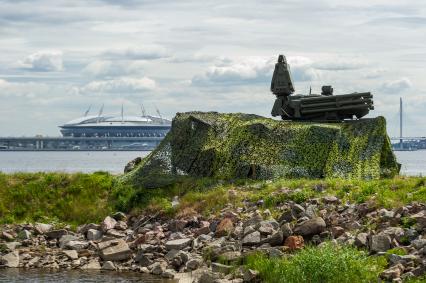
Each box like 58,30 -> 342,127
270,55 -> 374,121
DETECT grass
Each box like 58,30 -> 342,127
245,243 -> 387,283
1,172 -> 426,225
0,172 -> 118,225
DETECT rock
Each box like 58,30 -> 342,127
62,250 -> 78,260
165,238 -> 193,250
411,210 -> 426,229
186,257 -> 203,270
284,235 -> 304,251
291,204 -> 305,217
134,252 -> 153,267
101,216 -> 117,232
102,261 -> 116,270
196,269 -> 221,283
262,231 -> 284,246
258,221 -> 275,235
354,233 -> 368,248
370,234 -> 392,253
293,217 -> 326,236
162,269 -> 176,279
280,223 -> 293,238
81,259 -> 101,270
114,221 -> 127,230
379,208 -> 395,220
112,211 -> 127,221
212,262 -> 232,274
59,235 -> 79,249
0,251 -> 19,267
87,229 -> 102,241
322,196 -> 339,204
65,240 -> 89,251
195,225 -> 211,236
215,218 -> 234,237
150,262 -> 166,275
219,251 -> 242,263
0,242 -> 20,252
412,239 -> 426,249
106,229 -> 125,238
165,250 -> 190,268
34,223 -> 53,234
124,156 -> 142,173
98,239 -> 132,261
279,210 -> 296,223
18,229 -> 31,240
123,113 -> 399,189
45,229 -> 68,239
380,263 -> 404,281
242,268 -> 259,282
168,219 -> 188,232
331,226 -> 345,238
242,231 -> 261,246
2,231 -> 14,241
77,223 -> 100,235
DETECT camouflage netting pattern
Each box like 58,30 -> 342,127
122,112 -> 400,188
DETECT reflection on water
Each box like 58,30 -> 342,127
0,269 -> 178,283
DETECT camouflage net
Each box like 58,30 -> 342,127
122,112 -> 400,188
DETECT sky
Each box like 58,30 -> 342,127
0,0 -> 425,137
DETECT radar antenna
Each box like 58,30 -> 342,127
84,105 -> 92,117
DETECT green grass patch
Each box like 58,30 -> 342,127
1,172 -> 426,225
0,172 -> 116,225
246,243 -> 387,283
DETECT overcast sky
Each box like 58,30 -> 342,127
0,0 -> 425,137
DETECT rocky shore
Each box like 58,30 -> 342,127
1,189 -> 426,282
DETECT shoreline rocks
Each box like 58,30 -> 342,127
1,194 -> 426,282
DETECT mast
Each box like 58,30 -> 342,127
121,104 -> 124,123
140,104 -> 146,117
97,104 -> 104,123
84,105 -> 92,117
155,105 -> 163,124
400,97 -> 403,149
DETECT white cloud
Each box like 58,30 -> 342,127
80,77 -> 156,93
19,51 -> 63,72
313,58 -> 369,71
192,55 -> 320,86
102,46 -> 170,60
380,78 -> 412,94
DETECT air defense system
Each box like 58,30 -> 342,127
270,55 -> 374,121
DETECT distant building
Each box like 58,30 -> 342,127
59,114 -> 171,138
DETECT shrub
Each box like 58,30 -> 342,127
246,243 -> 387,283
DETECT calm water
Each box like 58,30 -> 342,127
0,151 -> 149,174
0,269 -> 177,283
0,150 -> 425,176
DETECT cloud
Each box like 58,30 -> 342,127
0,78 -> 53,98
19,50 -> 63,71
79,77 -> 156,93
101,46 -> 170,60
192,55 -> 320,86
380,78 -> 412,93
313,58 -> 369,71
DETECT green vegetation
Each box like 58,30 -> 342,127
123,113 -> 399,189
245,243 -> 387,283
0,172 -> 123,225
1,172 -> 426,225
